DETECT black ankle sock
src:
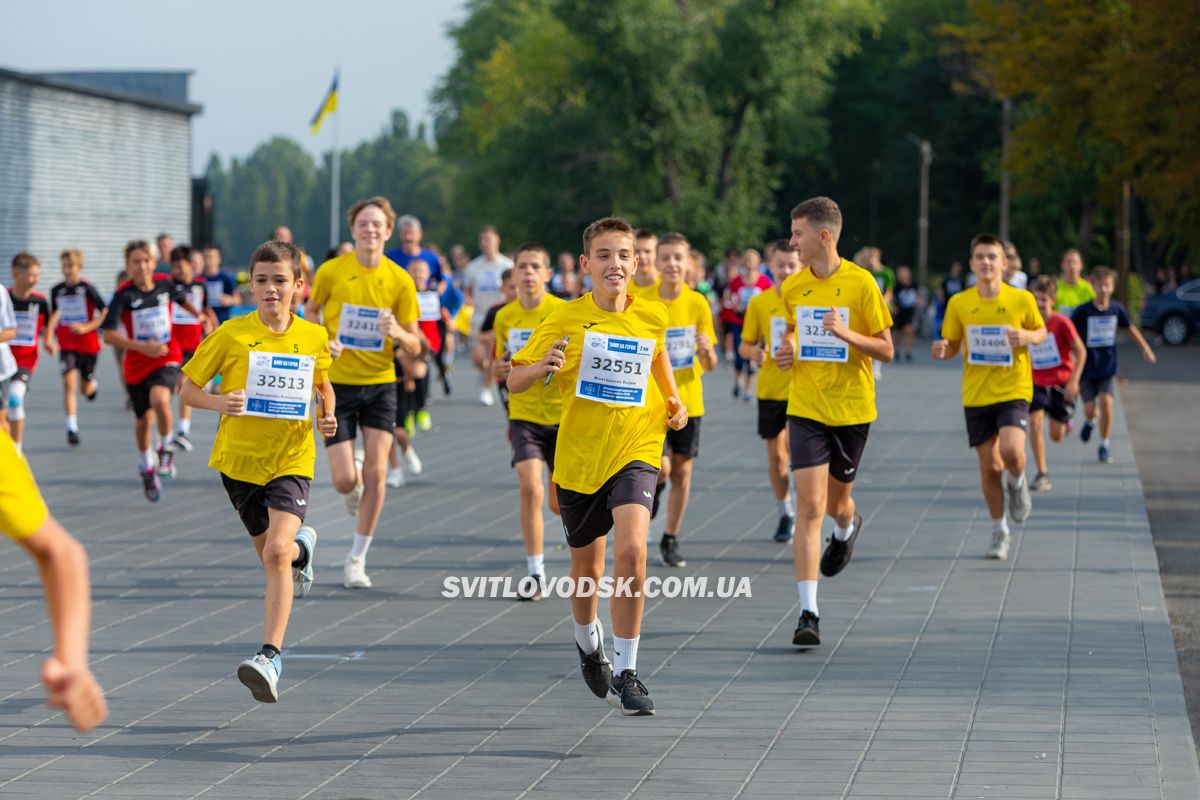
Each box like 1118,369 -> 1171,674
292,541 -> 309,570
414,374 -> 428,411
259,644 -> 280,659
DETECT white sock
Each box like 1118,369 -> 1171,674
1101,437 -> 1110,448
613,635 -> 639,674
349,533 -> 372,560
526,554 -> 544,577
140,449 -> 156,470
993,516 -> 1010,535
798,580 -> 819,616
66,415 -> 78,433
1008,472 -> 1025,490
161,432 -> 175,449
832,520 -> 855,541
178,418 -> 191,436
777,497 -> 794,518
574,619 -> 599,654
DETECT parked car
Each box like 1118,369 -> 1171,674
1141,278 -> 1200,345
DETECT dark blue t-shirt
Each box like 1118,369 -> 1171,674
384,247 -> 445,284
1071,300 -> 1131,380
203,271 -> 238,323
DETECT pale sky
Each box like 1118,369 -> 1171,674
0,0 -> 464,171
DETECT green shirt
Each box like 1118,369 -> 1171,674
1054,279 -> 1096,315
872,266 -> 896,296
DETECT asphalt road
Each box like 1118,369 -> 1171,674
1119,338 -> 1200,750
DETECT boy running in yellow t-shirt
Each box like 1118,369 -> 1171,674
652,233 -> 718,568
739,240 -> 802,542
182,241 -> 337,702
492,243 -> 565,600
774,198 -> 894,648
933,233 -> 1046,561
0,428 -> 107,732
509,217 -> 687,716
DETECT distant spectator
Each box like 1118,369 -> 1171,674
893,265 -> 923,361
1003,240 -> 1028,289
550,251 -> 578,299
201,244 -> 238,323
935,261 -> 965,337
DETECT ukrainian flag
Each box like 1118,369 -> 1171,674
310,71 -> 339,134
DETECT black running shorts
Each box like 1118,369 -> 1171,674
664,416 -> 702,459
757,399 -> 788,439
510,420 -> 557,469
326,381 -> 397,446
787,416 -> 871,483
1031,385 -> 1074,425
221,474 -> 311,536
125,366 -> 180,419
963,399 -> 1030,448
556,462 -> 660,549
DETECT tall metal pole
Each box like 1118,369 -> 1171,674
999,97 -> 1012,242
918,139 -> 931,290
330,101 -> 341,248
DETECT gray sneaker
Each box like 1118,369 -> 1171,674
1031,473 -> 1052,492
986,530 -> 1011,560
1007,476 -> 1032,523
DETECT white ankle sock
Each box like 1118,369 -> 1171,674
66,415 -> 78,433
778,497 -> 794,518
798,580 -> 818,616
832,520 -> 855,541
140,449 -> 156,470
613,635 -> 639,674
178,419 -> 191,436
993,516 -> 1010,535
574,619 -> 599,654
349,533 -> 372,560
1100,437 -> 1110,448
526,554 -> 544,577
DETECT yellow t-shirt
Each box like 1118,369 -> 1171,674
514,292 -> 668,494
741,289 -> 790,402
0,429 -> 48,541
655,285 -> 715,417
310,252 -> 420,385
182,312 -> 333,485
629,276 -> 661,300
781,260 -> 894,426
493,294 -> 565,426
941,284 -> 1043,407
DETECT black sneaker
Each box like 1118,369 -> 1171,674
517,574 -> 545,602
174,432 -> 194,453
577,619 -> 612,699
820,514 -> 863,578
607,669 -> 655,716
660,534 -> 687,567
1080,419 -> 1094,443
650,481 -> 665,519
140,467 -> 161,503
66,430 -> 81,447
773,514 -> 794,542
792,610 -> 820,647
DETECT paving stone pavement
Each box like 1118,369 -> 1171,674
2,351 -> 1197,800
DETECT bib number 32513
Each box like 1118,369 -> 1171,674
576,331 -> 654,407
245,353 -> 316,419
966,325 -> 1013,367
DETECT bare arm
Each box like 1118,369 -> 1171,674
103,328 -> 166,357
508,338 -> 567,394
77,307 -> 109,335
1125,325 -> 1157,363
180,379 -> 245,415
931,336 -> 961,360
651,349 -> 688,430
696,332 -> 719,372
738,338 -> 767,366
315,377 -> 337,439
0,327 -> 14,344
1065,336 -> 1087,401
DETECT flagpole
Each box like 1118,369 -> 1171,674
329,81 -> 340,248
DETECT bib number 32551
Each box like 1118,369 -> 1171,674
245,353 -> 316,419
576,331 -> 654,407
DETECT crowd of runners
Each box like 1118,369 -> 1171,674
0,194 -> 1155,728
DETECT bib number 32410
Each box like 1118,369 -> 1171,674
576,331 -> 654,407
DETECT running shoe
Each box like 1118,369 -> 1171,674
607,669 -> 655,716
480,387 -> 496,407
820,514 -> 863,578
517,574 -> 545,602
792,610 -> 820,647
986,530 -> 1011,560
292,526 -> 317,598
404,413 -> 416,437
344,449 -> 365,515
386,467 -> 406,488
157,446 -> 176,478
1080,419 -> 1094,443
343,555 -> 372,589
416,410 -> 432,431
1098,444 -> 1113,464
1031,472 -> 1052,492
66,430 -> 80,447
403,446 -> 423,476
659,535 -> 687,568
773,514 -> 795,543
1007,476 -> 1032,523
84,381 -> 98,402
174,431 -> 194,453
139,466 -> 161,502
577,619 -> 612,699
237,652 -> 281,703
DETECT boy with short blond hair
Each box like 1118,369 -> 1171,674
182,240 -> 336,702
49,249 -> 107,446
508,216 -> 688,715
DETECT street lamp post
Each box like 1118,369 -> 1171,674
905,133 -> 933,290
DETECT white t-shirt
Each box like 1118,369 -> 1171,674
1005,270 -> 1029,290
465,254 -> 514,328
0,290 -> 17,381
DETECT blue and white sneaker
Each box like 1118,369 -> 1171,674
1098,444 -> 1114,464
293,526 -> 317,598
237,652 -> 281,703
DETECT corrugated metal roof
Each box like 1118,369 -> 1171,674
0,66 -> 202,116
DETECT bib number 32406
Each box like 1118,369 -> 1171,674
966,325 -> 1013,367
576,331 -> 654,407
245,353 -> 316,419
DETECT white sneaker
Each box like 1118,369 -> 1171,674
986,531 -> 1011,560
386,467 -> 406,488
343,555 -> 372,589
480,387 -> 496,407
344,448 -> 366,515
403,446 -> 423,475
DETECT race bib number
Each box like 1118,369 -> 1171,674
506,327 -> 533,358
245,352 -> 315,419
1030,336 -> 1062,370
132,304 -> 171,344
337,304 -> 386,352
768,316 -> 788,360
966,325 -> 1013,367
57,294 -> 88,326
477,271 -> 501,293
1086,315 -> 1117,348
205,281 -> 224,307
417,291 -> 441,322
172,286 -> 206,325
666,326 -> 696,370
795,306 -> 850,363
576,331 -> 654,407
737,286 -> 762,308
13,310 -> 38,347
